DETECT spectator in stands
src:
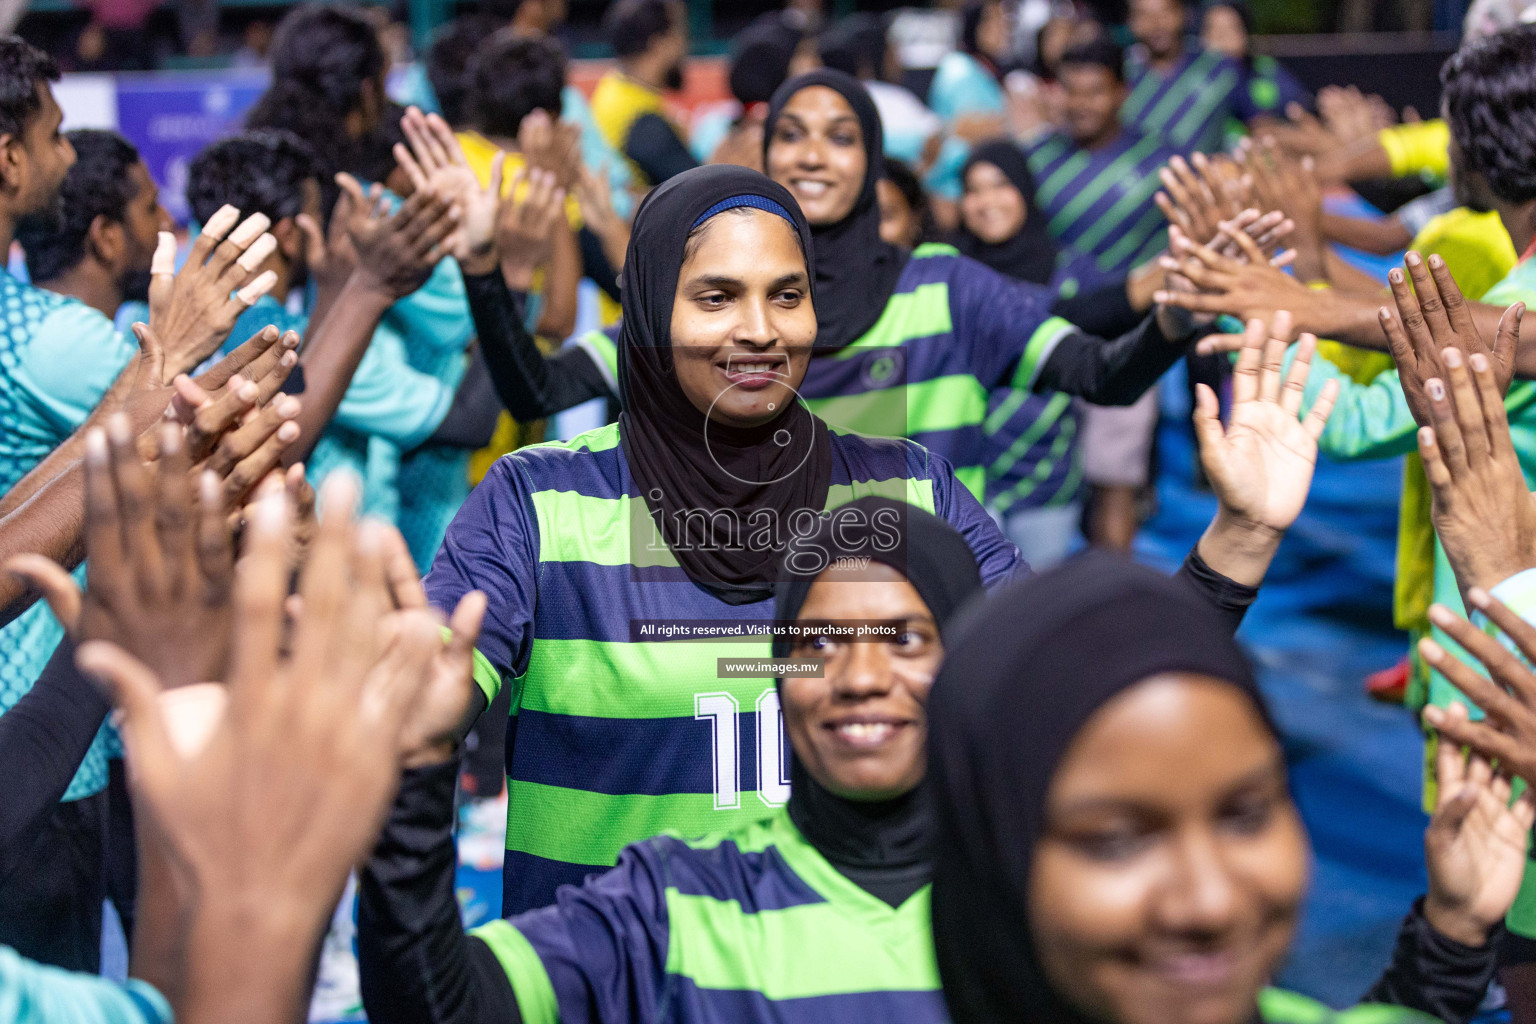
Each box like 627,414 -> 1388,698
1199,0 -> 1311,122
591,0 -> 698,187
819,13 -> 940,171
1123,0 -> 1247,153
17,130 -> 170,322
877,156 -> 935,249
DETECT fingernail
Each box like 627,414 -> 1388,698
1418,426 -> 1434,447
1379,307 -> 1392,321
1443,348 -> 1462,368
1423,705 -> 1445,725
1389,269 -> 1403,283
85,428 -> 108,464
1419,637 -> 1445,660
1429,254 -> 1444,269
255,484 -> 287,529
276,396 -> 300,418
200,470 -> 220,505
1427,379 -> 1445,400
281,351 -> 297,367
277,421 -> 301,442
1428,604 -> 1456,627
237,382 -> 258,402
1468,587 -> 1492,609
107,413 -> 131,446
1470,353 -> 1488,372
1406,252 -> 1421,266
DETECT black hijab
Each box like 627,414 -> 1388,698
773,497 -> 985,906
618,164 -> 833,606
927,551 -> 1273,1024
954,139 -> 1060,285
763,69 -> 909,350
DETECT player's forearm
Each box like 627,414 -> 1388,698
1315,138 -> 1392,186
0,468 -> 87,627
1290,288 -> 1394,352
532,224 -> 579,341
1321,250 -> 1392,296
286,274 -> 396,464
176,895 -> 325,1024
1322,211 -> 1412,255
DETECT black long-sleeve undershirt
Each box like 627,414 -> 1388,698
0,638 -> 108,886
1363,898 -> 1499,1024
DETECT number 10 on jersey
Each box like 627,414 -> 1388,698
695,687 -> 792,810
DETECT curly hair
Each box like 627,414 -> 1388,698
187,130 -> 320,228
16,129 -> 140,282
1442,25 -> 1536,206
0,35 -> 59,140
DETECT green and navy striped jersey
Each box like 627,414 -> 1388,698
1028,127 -> 1180,291
474,808 -> 946,1024
982,389 -> 1082,514
468,810 -> 1439,1024
579,243 -> 1080,504
0,272 -> 136,799
422,421 -> 1020,914
1121,44 -> 1245,155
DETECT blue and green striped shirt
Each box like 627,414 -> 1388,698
422,421 -> 1019,914
1121,44 -> 1245,155
470,809 -> 1441,1024
1028,127 -> 1179,291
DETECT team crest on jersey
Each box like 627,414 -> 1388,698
861,349 -> 904,389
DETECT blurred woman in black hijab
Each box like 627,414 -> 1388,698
928,552 -> 1532,1024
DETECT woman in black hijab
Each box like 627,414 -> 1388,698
359,498 -> 987,1023
928,553 -> 1530,1024
955,138 -> 1059,285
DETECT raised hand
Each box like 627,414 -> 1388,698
146,207 -> 281,382
1194,313 -> 1339,535
8,417 -> 235,690
377,526 -> 488,768
575,164 -> 629,272
495,168 -> 565,290
335,172 -> 460,300
1380,250 -> 1520,428
1155,226 -> 1316,353
75,474 -> 441,1024
517,107 -> 582,191
1412,329 -> 1536,596
395,107 -> 507,271
1422,710 -> 1536,947
1421,595 -> 1536,789
1155,153 -> 1246,246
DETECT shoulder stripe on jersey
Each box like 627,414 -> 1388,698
1168,65 -> 1239,147
991,416 -> 1080,514
1009,317 -> 1077,393
574,330 -> 620,394
828,282 -> 952,358
474,921 -> 560,1024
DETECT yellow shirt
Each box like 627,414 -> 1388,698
1377,119 -> 1451,181
454,131 -> 583,229
590,70 -> 674,183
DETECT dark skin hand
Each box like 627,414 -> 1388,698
1422,596 -> 1536,795
4,331 -> 301,628
283,172 -> 461,465
75,475 -> 445,1024
1406,333 -> 1536,599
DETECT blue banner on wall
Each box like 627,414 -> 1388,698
112,71 -> 269,223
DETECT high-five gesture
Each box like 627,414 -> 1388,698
146,206 -> 281,381
77,475 -> 442,1024
1195,312 -> 1339,536
334,172 -> 459,300
1380,250 -> 1520,428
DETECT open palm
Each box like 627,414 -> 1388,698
1425,710 -> 1536,943
1195,314 -> 1339,534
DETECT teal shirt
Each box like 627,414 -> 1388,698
0,274 -> 136,799
0,946 -> 171,1024
226,297 -> 456,520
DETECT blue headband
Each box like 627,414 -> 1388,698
690,194 -> 798,231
